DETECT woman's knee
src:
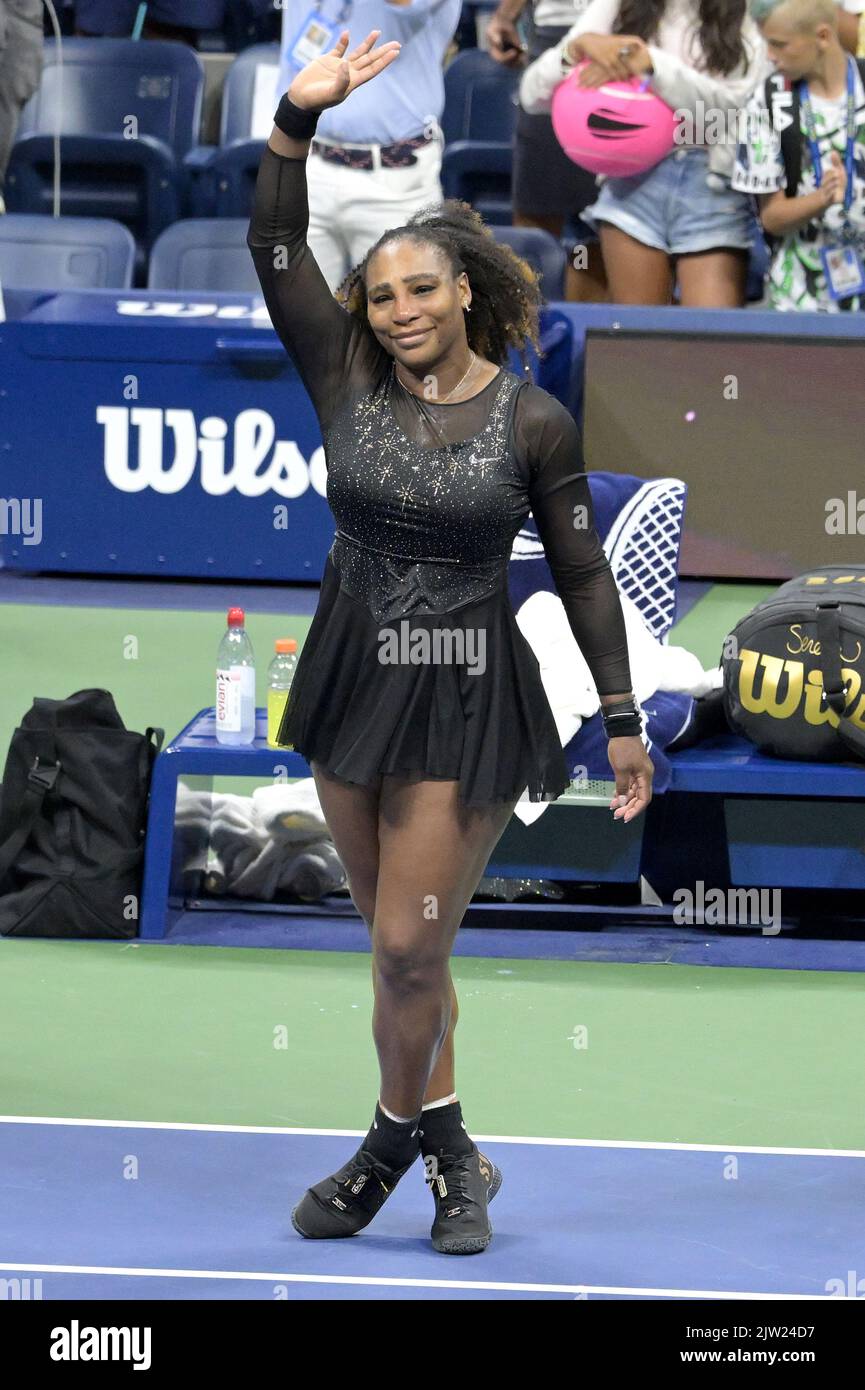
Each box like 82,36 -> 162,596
373,933 -> 448,997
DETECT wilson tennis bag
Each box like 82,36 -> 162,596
723,567 -> 865,761
0,690 -> 163,938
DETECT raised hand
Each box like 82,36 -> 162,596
288,28 -> 402,113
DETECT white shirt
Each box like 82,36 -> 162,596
519,0 -> 769,176
533,0 -> 591,28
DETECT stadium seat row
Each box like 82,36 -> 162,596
2,38 -> 768,300
0,212 -> 570,298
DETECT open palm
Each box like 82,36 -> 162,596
289,28 -> 402,113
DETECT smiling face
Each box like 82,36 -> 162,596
364,237 -> 471,370
759,6 -> 834,81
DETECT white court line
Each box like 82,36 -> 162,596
0,1116 -> 863,1159
0,1262 -> 847,1299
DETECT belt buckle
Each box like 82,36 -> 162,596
29,756 -> 61,793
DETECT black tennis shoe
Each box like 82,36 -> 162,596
291,1143 -> 418,1239
424,1142 -> 502,1254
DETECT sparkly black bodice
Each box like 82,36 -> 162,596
247,144 -> 632,696
327,366 -> 525,623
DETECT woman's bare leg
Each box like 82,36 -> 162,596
598,222 -> 674,304
372,774 -> 518,1118
675,248 -> 748,308
310,760 -> 465,1104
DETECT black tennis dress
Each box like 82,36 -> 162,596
247,145 -> 632,807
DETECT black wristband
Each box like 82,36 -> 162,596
273,94 -> 321,141
604,715 -> 643,739
601,697 -> 642,740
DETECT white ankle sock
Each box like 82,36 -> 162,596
421,1092 -> 458,1112
378,1101 -> 420,1125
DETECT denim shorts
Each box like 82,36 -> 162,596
581,146 -> 754,254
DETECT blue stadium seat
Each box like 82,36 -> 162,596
185,43 -> 279,218
6,39 -> 204,265
0,213 -> 135,289
73,1 -> 227,34
441,141 -> 513,224
148,218 -> 260,291
442,48 -> 519,143
490,226 -> 566,301
441,50 -> 517,224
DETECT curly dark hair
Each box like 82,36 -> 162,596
333,198 -> 545,373
613,0 -> 748,74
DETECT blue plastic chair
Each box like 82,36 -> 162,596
490,226 -> 566,301
6,39 -> 204,258
185,42 -> 278,218
441,50 -> 518,225
0,213 -> 135,289
441,141 -> 513,224
148,218 -> 261,291
442,48 -> 519,143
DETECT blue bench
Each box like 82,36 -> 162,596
140,715 -> 865,939
140,708 -> 310,939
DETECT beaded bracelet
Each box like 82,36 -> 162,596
273,94 -> 321,141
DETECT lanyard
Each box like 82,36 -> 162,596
798,56 -> 857,216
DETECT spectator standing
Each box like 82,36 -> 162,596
0,0 -> 43,214
277,0 -> 462,294
520,0 -> 768,306
488,0 -> 608,299
733,0 -> 865,310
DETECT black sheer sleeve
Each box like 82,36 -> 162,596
246,145 -> 388,435
515,384 -> 633,698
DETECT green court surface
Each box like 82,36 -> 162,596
1,938 -> 862,1149
7,577 -> 858,1160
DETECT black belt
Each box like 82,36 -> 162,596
310,131 -> 434,171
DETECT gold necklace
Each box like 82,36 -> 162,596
395,350 -> 478,404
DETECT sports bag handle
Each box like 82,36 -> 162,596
0,756 -> 61,888
816,602 -> 865,759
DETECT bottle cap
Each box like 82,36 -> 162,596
275,639 -> 297,654
227,607 -> 245,627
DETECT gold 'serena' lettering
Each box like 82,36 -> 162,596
785,624 -> 863,663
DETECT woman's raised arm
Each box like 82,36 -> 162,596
246,30 -> 402,426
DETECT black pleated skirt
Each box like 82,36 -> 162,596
276,552 -> 572,807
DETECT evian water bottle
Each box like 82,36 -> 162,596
215,608 -> 256,745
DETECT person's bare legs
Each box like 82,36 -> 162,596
598,222 -> 674,304
513,210 -> 608,303
675,248 -> 748,308
372,773 -> 518,1117
309,762 -> 492,1104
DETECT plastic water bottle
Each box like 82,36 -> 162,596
215,607 -> 256,745
267,638 -> 297,748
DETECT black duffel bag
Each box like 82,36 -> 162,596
723,566 -> 865,761
0,690 -> 163,938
